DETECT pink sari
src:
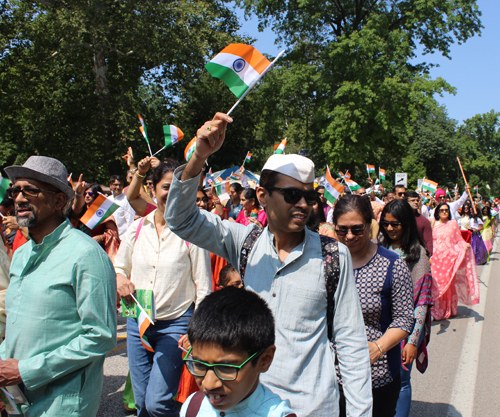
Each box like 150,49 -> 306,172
431,220 -> 480,321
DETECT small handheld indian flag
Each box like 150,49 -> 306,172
214,177 -> 230,195
0,176 -> 10,201
163,125 -> 184,148
379,168 -> 386,181
345,178 -> 362,191
486,184 -> 491,190
324,166 -> 344,204
138,114 -> 152,156
184,137 -> 197,162
474,185 -> 479,193
130,293 -> 155,353
229,172 -> 241,181
446,188 -> 451,197
366,165 -> 375,174
422,179 -> 438,194
80,193 -> 120,230
274,138 -> 287,154
244,152 -> 252,164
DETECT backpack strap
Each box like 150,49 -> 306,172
135,217 -> 146,242
239,227 -> 264,285
320,235 -> 340,342
185,391 -> 205,417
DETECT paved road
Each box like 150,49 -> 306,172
98,242 -> 500,417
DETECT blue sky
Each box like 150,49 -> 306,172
234,0 -> 498,125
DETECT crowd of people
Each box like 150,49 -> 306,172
0,112 -> 496,417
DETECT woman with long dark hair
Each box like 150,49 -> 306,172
430,202 -> 479,320
378,200 -> 433,417
233,188 -> 267,227
332,194 -> 414,417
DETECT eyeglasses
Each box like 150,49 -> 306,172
381,220 -> 402,228
7,187 -> 58,200
183,347 -> 263,381
335,225 -> 367,236
439,209 -> 450,212
146,182 -> 153,186
196,198 -> 209,204
265,187 -> 317,205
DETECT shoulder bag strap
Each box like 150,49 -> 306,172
320,235 -> 340,342
239,227 -> 264,285
185,391 -> 205,417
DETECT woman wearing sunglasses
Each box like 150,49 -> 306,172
72,183 -> 120,262
430,203 -> 480,321
332,194 -> 414,417
378,200 -> 433,417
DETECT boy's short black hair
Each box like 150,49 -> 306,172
187,287 -> 275,361
110,174 -> 124,184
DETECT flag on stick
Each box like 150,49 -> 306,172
0,177 -> 10,201
379,168 -> 386,181
474,185 -> 479,193
229,172 -> 241,181
67,173 -> 74,190
345,178 -> 362,191
422,179 -> 438,194
274,138 -> 287,154
446,188 -> 451,197
324,166 -> 344,204
486,184 -> 491,190
366,165 -> 375,174
138,114 -> 152,156
163,125 -> 184,148
244,152 -> 252,164
80,193 -> 120,230
184,137 -> 197,162
130,293 -> 155,353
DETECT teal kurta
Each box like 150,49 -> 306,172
0,219 -> 117,416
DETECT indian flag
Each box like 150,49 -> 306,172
245,152 -> 252,163
0,176 -> 10,201
205,44 -> 271,99
474,185 -> 479,193
345,178 -> 361,191
80,193 -> 120,230
379,168 -> 386,181
486,184 -> 491,190
324,166 -> 344,204
138,310 -> 154,352
229,172 -> 241,181
184,137 -> 197,162
163,125 -> 184,148
215,178 -> 229,195
366,165 -> 375,174
274,138 -> 287,154
138,114 -> 149,144
446,188 -> 451,197
422,179 -> 438,194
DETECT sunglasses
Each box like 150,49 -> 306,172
381,220 -> 402,228
7,187 -> 58,200
397,192 -> 406,196
196,198 -> 209,204
84,191 -> 94,196
265,187 -> 317,205
335,225 -> 367,236
439,208 -> 450,212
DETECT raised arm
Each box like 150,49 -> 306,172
126,157 -> 156,216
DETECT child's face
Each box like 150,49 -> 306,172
190,342 -> 275,411
225,270 -> 243,288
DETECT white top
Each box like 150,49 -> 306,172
114,210 -> 212,320
430,191 -> 468,221
109,192 -> 136,237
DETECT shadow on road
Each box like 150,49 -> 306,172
97,373 -> 133,417
410,400 -> 462,416
432,305 -> 485,335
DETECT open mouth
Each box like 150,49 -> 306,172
206,393 -> 226,406
291,212 -> 307,222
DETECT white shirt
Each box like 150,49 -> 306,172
109,192 -> 136,236
114,210 -> 211,320
430,191 -> 468,221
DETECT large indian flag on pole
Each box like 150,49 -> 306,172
205,44 -> 271,99
274,138 -> 287,154
422,179 -> 438,194
80,193 -> 120,230
163,125 -> 184,148
324,167 -> 344,204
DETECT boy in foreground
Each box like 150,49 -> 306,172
180,287 -> 296,417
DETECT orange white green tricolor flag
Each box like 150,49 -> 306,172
184,137 -> 196,162
163,125 -> 184,148
205,44 -> 271,99
80,193 -> 120,230
138,115 -> 149,144
345,178 -> 362,191
422,179 -> 438,194
324,166 -> 344,204
379,168 -> 386,181
245,152 -> 252,163
274,138 -> 287,154
366,165 -> 375,174
138,310 -> 154,352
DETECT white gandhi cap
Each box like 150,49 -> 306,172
262,154 -> 315,184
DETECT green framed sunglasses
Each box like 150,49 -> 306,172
183,347 -> 263,381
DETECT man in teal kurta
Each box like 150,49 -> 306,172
0,156 -> 117,416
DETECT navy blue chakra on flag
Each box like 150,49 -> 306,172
232,58 -> 246,73
96,209 -> 105,217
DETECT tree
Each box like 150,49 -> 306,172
0,0 -> 240,181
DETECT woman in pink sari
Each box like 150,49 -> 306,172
431,202 -> 480,321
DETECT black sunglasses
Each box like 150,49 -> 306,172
265,187 -> 317,205
335,225 -> 367,236
381,220 -> 402,228
7,186 -> 58,200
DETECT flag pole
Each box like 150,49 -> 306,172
226,49 -> 286,116
457,157 -> 477,214
147,143 -> 153,157
152,146 -> 166,157
130,293 -> 155,325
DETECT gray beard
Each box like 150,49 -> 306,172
16,211 -> 37,228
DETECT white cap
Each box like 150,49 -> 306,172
262,154 -> 315,184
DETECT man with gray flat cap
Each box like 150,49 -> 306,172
165,113 -> 372,416
0,156 -> 116,416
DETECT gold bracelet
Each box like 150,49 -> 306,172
374,341 -> 384,357
134,172 -> 145,181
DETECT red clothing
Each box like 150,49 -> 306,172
414,212 -> 433,255
12,230 -> 28,252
